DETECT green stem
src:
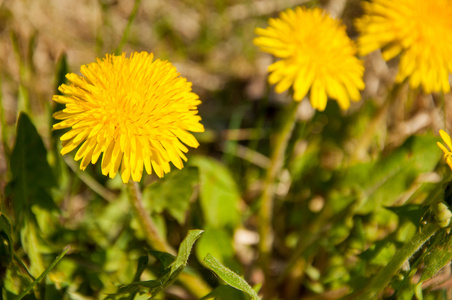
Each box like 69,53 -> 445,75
16,245 -> 70,300
0,76 -> 10,161
127,181 -> 174,254
277,204 -> 332,284
350,83 -> 403,163
350,222 -> 439,299
10,31 -> 31,114
258,100 -> 300,273
65,157 -> 116,202
114,0 -> 142,54
127,181 -> 211,298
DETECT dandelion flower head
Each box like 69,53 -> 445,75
438,130 -> 452,171
355,0 -> 452,93
53,52 -> 204,183
253,6 -> 365,111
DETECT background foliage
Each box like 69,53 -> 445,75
1,0 -> 452,299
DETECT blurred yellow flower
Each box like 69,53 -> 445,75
355,0 -> 452,93
53,52 -> 204,183
438,130 -> 452,170
253,6 -> 364,111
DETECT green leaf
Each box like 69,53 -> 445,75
54,52 -> 68,95
339,135 -> 441,214
147,229 -> 203,298
201,285 -> 249,300
359,240 -> 398,265
189,156 -> 240,229
171,229 -> 204,273
133,256 -> 149,282
196,226 -> 235,268
0,212 -> 13,259
0,76 -> 10,159
16,245 -> 70,300
148,251 -> 175,270
392,230 -> 452,298
385,204 -> 425,226
417,231 -> 452,287
203,253 -> 260,300
8,112 -> 57,221
0,212 -> 13,279
107,230 -> 203,299
143,167 -> 198,224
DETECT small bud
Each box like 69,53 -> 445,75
434,202 -> 452,228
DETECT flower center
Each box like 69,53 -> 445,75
412,1 -> 452,45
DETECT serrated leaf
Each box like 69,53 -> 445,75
203,253 -> 259,300
189,156 -> 240,229
105,264 -> 181,300
107,230 -> 203,299
171,229 -> 203,273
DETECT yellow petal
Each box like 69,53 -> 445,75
440,130 -> 452,151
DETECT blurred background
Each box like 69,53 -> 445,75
1,0 -> 451,298
1,0 -> 449,174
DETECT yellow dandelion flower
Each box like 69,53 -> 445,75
438,130 -> 452,170
253,6 -> 365,111
53,52 -> 204,183
355,0 -> 452,94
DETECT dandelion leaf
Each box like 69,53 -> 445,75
189,156 -> 240,229
0,212 -> 13,279
203,253 -> 260,300
133,255 -> 149,282
341,135 -> 440,214
8,112 -> 57,221
171,229 -> 203,272
107,230 -> 203,299
201,285 -> 249,300
417,232 -> 452,288
359,239 -> 398,267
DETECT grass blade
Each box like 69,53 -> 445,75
16,245 -> 70,300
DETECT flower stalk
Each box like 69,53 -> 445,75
127,181 -> 174,254
127,181 -> 211,298
350,82 -> 403,163
258,100 -> 300,274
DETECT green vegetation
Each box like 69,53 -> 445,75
1,0 -> 452,299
